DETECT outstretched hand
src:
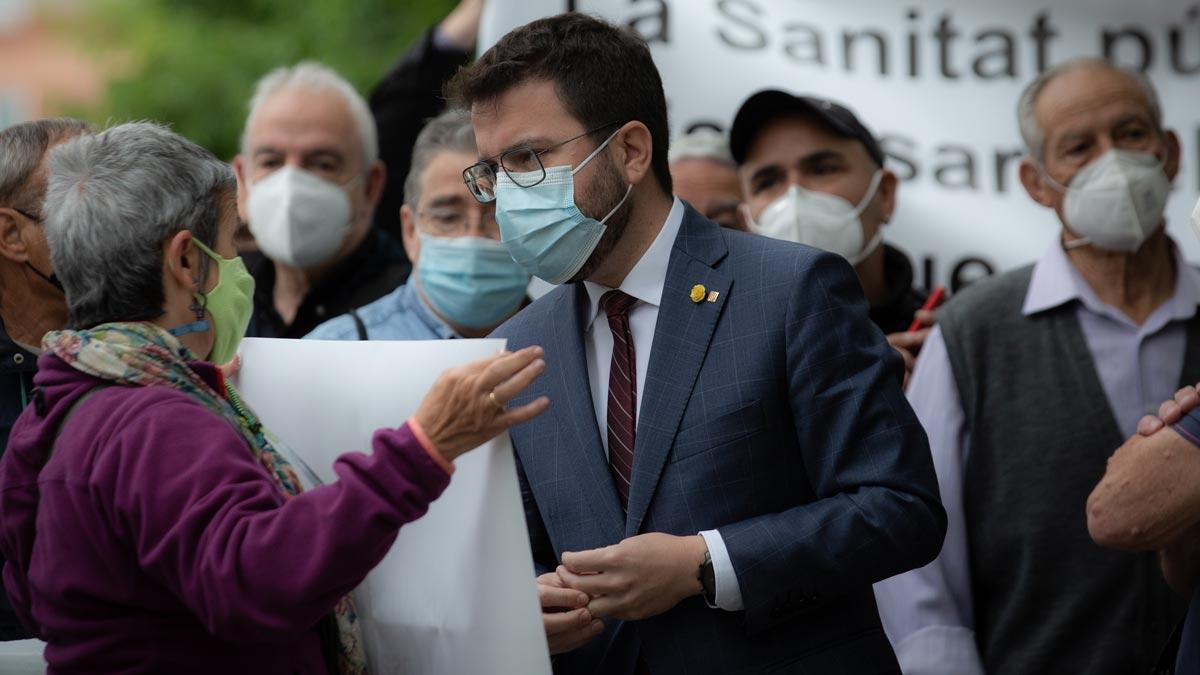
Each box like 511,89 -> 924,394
414,346 -> 550,463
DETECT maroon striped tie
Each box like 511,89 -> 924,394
601,290 -> 639,511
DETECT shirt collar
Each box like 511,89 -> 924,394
1023,236 -> 1200,326
583,197 -> 685,330
401,281 -> 460,339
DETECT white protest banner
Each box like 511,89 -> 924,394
482,0 -> 1200,291
236,338 -> 551,675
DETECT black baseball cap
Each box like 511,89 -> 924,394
729,90 -> 885,167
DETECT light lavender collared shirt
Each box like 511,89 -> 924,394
873,239 -> 1200,675
581,197 -> 742,612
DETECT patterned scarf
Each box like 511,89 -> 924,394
43,322 -> 367,675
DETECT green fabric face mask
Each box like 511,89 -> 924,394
190,239 -> 255,364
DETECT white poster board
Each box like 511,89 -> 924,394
482,0 -> 1200,292
236,338 -> 551,675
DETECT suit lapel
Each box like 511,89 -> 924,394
625,209 -> 731,537
546,284 -> 626,544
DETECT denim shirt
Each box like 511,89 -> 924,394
304,283 -> 457,341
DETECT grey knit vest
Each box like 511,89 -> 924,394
939,264 -> 1196,675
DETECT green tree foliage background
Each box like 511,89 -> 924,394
74,0 -> 457,159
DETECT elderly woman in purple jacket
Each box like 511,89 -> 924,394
0,122 -> 548,674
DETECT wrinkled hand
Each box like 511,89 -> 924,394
1138,385 -> 1200,436
557,533 -> 707,622
886,310 -> 936,388
414,346 -> 549,463
537,572 -> 603,655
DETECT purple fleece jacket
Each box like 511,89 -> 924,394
0,353 -> 451,673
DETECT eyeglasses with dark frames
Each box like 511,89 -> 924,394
462,121 -> 622,204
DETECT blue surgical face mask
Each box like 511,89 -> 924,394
417,234 -> 530,330
494,129 -> 633,284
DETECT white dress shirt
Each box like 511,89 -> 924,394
873,240 -> 1200,675
581,197 -> 743,612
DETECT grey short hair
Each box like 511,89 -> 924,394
668,128 -> 735,166
0,118 -> 91,214
242,62 -> 378,167
44,122 -> 235,329
403,108 -> 476,208
1018,57 -> 1164,160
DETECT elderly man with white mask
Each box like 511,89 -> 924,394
235,62 -> 408,339
873,57 -> 1200,675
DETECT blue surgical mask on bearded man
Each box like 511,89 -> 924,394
492,129 -> 632,284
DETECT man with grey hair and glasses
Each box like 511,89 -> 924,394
873,57 -> 1198,675
0,117 -> 90,640
235,62 -> 408,339
307,108 -> 530,340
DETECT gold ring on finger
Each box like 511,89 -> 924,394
488,390 -> 506,412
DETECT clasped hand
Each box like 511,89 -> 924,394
538,533 -> 707,655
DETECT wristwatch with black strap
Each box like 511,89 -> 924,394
698,550 -> 716,606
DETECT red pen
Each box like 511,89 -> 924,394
908,286 -> 946,332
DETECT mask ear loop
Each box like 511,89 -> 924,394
741,203 -> 759,232
840,171 -> 888,264
25,262 -> 64,293
849,169 -> 886,218
599,185 -> 634,225
571,127 -> 623,176
190,289 -> 208,322
1037,159 -> 1101,250
1030,161 -> 1090,250
1036,161 -> 1071,195
188,251 -> 210,325
848,229 -> 885,265
165,241 -> 214,340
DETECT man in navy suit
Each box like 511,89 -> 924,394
448,13 -> 946,674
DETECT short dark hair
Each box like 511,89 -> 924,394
447,12 -> 673,195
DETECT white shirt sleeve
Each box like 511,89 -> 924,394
698,529 -> 743,611
872,326 -> 985,675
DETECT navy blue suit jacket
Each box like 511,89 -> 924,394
493,205 -> 946,674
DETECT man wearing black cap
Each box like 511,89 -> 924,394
730,91 -> 933,374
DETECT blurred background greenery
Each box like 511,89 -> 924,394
33,0 -> 457,159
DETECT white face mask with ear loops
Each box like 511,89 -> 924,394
1049,150 -> 1169,253
247,166 -> 356,268
746,169 -> 884,265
